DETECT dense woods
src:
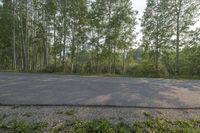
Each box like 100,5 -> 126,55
0,0 -> 199,77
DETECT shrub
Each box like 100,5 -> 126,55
0,120 -> 47,133
41,65 -> 64,73
126,64 -> 166,78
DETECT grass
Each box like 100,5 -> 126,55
133,118 -> 200,133
0,114 -> 7,121
54,108 -> 77,116
0,114 -> 199,133
0,119 -> 47,133
50,118 -> 200,133
50,122 -> 66,133
23,112 -> 33,118
39,70 -> 200,80
1,70 -> 200,80
65,108 -> 77,116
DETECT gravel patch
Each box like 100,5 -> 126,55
0,106 -> 200,126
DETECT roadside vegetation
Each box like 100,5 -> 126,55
54,108 -> 77,116
50,118 -> 200,133
0,0 -> 200,78
0,113 -> 200,133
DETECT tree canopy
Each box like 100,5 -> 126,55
0,0 -> 199,77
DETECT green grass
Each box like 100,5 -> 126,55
0,119 -> 47,133
49,118 -> 200,133
65,108 -> 77,116
0,116 -> 199,133
0,114 -> 7,121
50,122 -> 66,133
54,108 -> 77,116
133,118 -> 200,133
2,70 -> 200,80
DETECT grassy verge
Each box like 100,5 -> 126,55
1,70 -> 200,80
0,113 -> 199,133
50,114 -> 200,133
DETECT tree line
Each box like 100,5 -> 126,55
0,0 -> 199,77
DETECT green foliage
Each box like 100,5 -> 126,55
1,116 -> 200,133
133,117 -> 200,133
0,120 -> 47,133
66,119 -> 115,133
50,122 -> 65,133
54,108 -> 77,116
0,114 -> 6,120
143,111 -> 152,118
126,64 -> 165,77
141,0 -> 200,77
0,0 -> 199,78
41,65 -> 64,73
65,108 -> 77,116
180,46 -> 200,76
115,122 -> 132,133
0,1 -> 13,67
50,118 -> 200,133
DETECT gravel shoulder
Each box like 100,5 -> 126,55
0,106 -> 200,126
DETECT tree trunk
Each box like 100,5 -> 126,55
25,0 -> 28,70
43,3 -> 48,68
12,0 -> 16,70
20,8 -> 26,71
54,14 -> 57,67
176,0 -> 182,75
113,41 -> 116,74
32,16 -> 36,71
71,25 -> 75,73
108,0 -> 112,73
176,12 -> 180,75
155,0 -> 159,72
59,39 -> 62,65
19,26 -> 24,70
96,35 -> 99,73
63,19 -> 66,68
123,47 -> 126,74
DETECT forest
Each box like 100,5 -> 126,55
0,0 -> 199,77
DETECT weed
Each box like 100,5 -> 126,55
23,112 -> 32,118
54,111 -> 64,115
54,108 -> 77,116
0,119 -> 47,133
143,111 -> 152,118
65,108 -> 77,116
0,115 -> 199,133
132,117 -> 200,133
50,122 -> 65,133
0,114 -> 7,121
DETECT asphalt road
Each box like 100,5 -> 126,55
0,72 -> 200,108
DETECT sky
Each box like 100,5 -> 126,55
131,0 -> 200,45
131,0 -> 147,44
132,0 -> 147,20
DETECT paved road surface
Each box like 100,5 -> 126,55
0,72 -> 200,108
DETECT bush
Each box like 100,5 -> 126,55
0,120 -> 47,133
126,64 -> 166,78
132,117 -> 200,133
41,65 -> 64,73
1,117 -> 199,133
66,119 -> 115,133
50,118 -> 200,133
83,62 -> 94,74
